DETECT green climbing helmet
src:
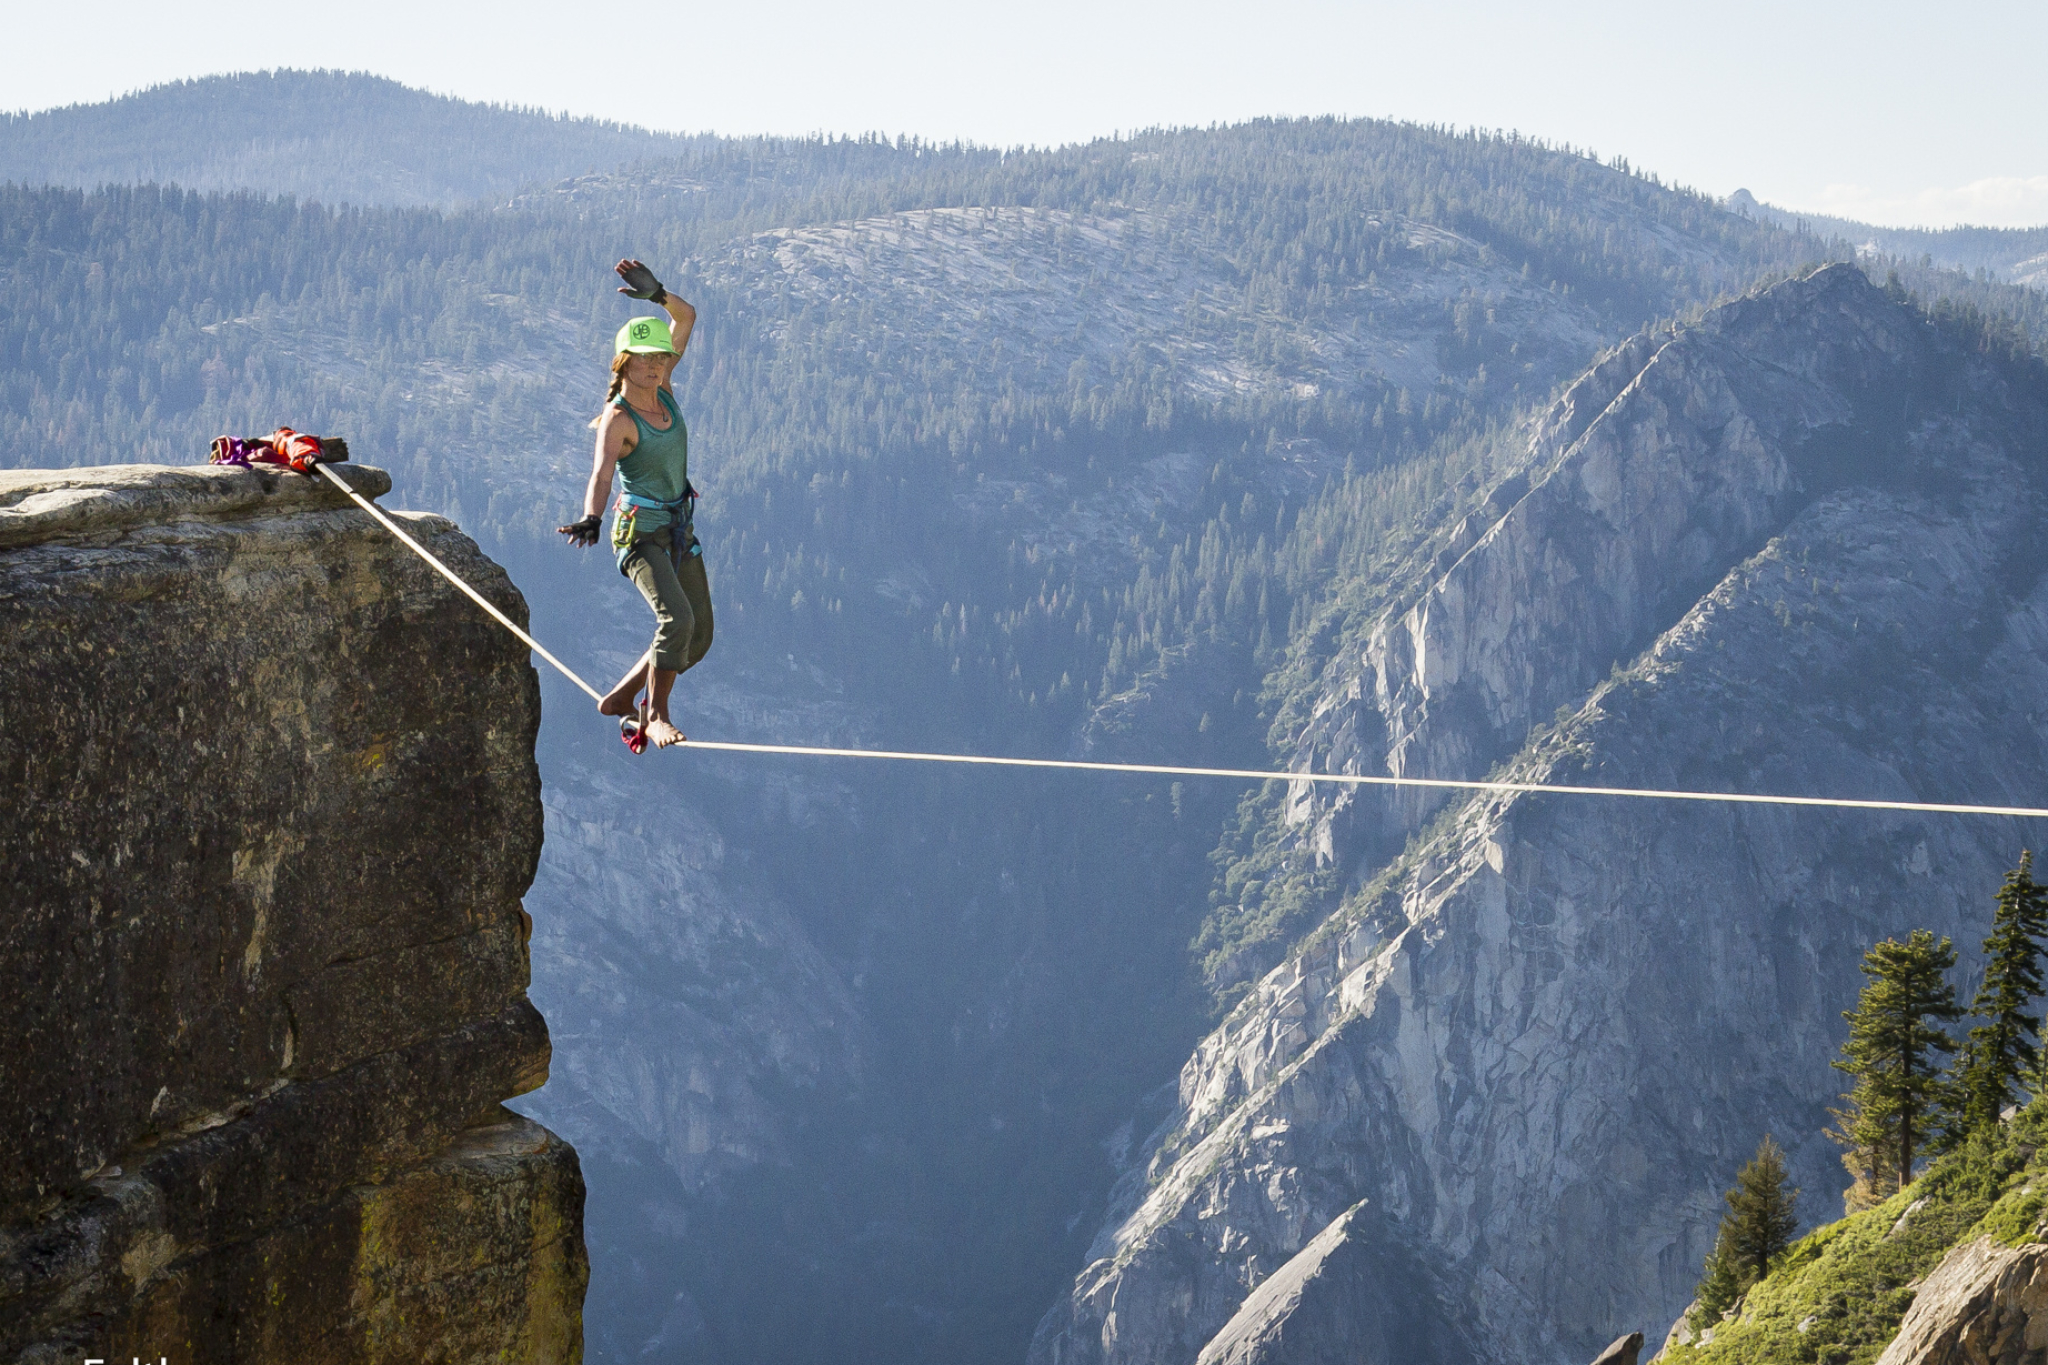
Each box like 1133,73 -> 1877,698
615,316 -> 677,355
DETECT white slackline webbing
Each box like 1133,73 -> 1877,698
317,462 -> 605,703
318,462 -> 2048,822
666,743 -> 2048,819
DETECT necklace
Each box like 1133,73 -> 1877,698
627,395 -> 668,424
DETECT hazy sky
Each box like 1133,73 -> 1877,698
7,0 -> 2044,228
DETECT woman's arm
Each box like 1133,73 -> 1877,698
583,408 -> 634,517
559,408 -> 633,543
659,291 -> 697,394
662,290 -> 697,358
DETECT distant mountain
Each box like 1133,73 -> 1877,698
0,70 -> 697,208
1030,263 -> 2048,1365
1728,187 -> 2048,287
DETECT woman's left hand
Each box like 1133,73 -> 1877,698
615,259 -> 667,304
558,514 -> 602,547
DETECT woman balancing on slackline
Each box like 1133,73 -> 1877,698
557,260 -> 711,751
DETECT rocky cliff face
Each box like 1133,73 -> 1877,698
0,464 -> 585,1361
1874,1236 -> 2048,1365
1031,266 -> 2048,1364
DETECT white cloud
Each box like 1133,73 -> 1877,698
1797,176 -> 2048,230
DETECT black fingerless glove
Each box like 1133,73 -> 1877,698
616,261 -> 668,305
559,514 -> 602,547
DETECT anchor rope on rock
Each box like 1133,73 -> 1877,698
316,462 -> 605,704
316,461 -> 2048,823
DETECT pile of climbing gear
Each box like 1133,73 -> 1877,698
209,428 -> 350,474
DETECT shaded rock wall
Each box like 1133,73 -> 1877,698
1032,267 -> 2048,1365
525,759 -> 865,1201
1192,1200 -> 1479,1365
0,464 -> 585,1361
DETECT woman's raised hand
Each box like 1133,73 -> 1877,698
615,259 -> 667,304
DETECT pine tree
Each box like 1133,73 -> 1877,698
1690,1232 -> 1744,1329
1951,852 -> 2048,1139
1830,929 -> 1962,1197
1724,1134 -> 1800,1272
1690,1135 -> 1800,1327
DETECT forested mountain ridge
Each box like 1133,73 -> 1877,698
0,70 -> 697,209
5,96 -> 2048,1364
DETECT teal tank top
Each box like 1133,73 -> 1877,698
613,389 -> 689,532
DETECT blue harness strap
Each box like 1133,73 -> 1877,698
612,481 -> 701,576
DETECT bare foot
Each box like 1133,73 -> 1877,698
646,718 -> 686,748
599,683 -> 642,717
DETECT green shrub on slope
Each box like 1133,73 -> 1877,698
1665,1103 -> 2048,1365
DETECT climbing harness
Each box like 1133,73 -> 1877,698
312,461 -> 2048,822
611,483 -> 700,576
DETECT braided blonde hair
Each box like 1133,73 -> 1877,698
590,351 -> 634,429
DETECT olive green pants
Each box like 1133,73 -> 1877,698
624,528 -> 713,673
